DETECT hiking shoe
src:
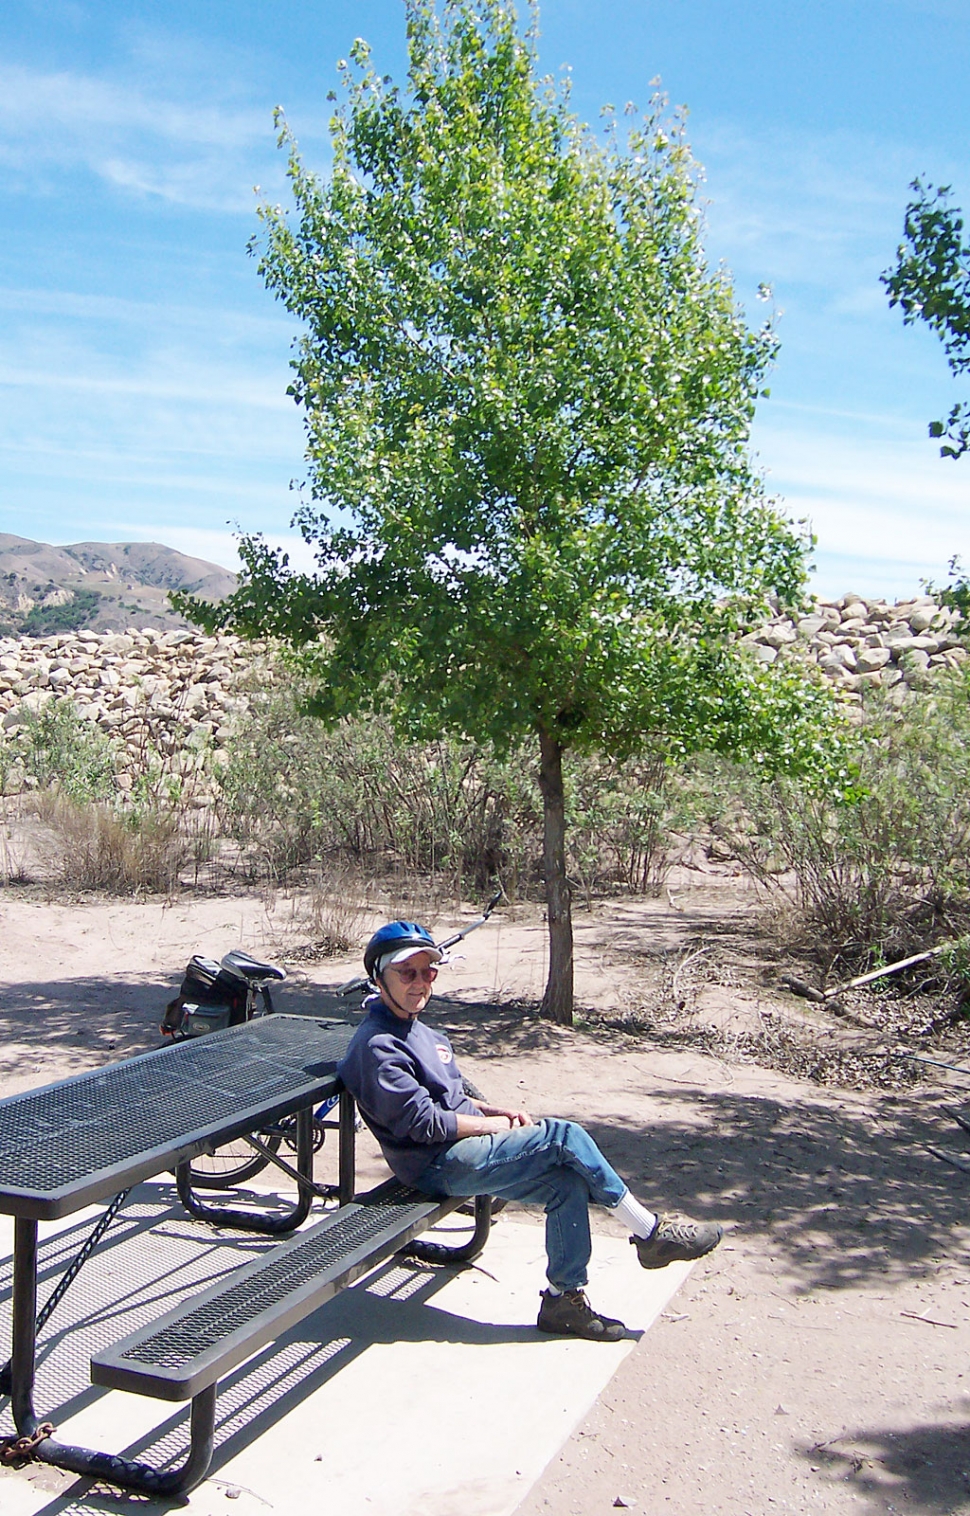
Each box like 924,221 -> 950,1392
632,1215 -> 723,1269
537,1288 -> 626,1342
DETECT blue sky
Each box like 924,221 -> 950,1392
1,0 -> 967,600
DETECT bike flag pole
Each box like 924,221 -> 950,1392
337,887 -> 505,995
434,887 -> 504,953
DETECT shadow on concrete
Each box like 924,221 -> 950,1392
112,1252 -> 600,1491
7,1239 -> 583,1516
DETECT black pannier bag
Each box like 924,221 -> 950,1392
160,955 -> 249,1039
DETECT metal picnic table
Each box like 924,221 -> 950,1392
0,1012 -> 357,1491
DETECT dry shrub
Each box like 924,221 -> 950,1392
376,872 -> 452,932
215,674 -> 673,900
0,799 -> 30,885
288,862 -> 372,957
34,794 -> 190,894
288,868 -> 452,955
708,673 -> 970,975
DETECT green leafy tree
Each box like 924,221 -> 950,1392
182,0 -> 837,1023
883,177 -> 970,460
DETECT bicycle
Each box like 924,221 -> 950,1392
161,890 -> 503,1189
161,949 -> 303,1188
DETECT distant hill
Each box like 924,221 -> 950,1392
0,535 -> 237,636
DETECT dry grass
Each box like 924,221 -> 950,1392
284,862 -> 372,958
262,860 -> 447,962
32,794 -> 192,894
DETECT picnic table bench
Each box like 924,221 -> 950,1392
0,1014 -> 491,1495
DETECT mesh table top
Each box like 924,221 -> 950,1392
0,1015 -> 354,1219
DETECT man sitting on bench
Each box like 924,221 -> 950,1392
338,921 -> 723,1341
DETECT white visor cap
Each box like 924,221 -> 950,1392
377,943 -> 443,977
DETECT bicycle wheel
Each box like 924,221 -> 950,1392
186,1128 -> 282,1189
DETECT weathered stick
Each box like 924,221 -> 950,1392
927,1145 -> 970,1174
780,974 -> 826,1003
782,945 -> 947,1004
671,947 -> 712,1000
900,1310 -> 958,1328
827,947 -> 943,997
900,1052 -> 970,1082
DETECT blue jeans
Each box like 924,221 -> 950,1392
416,1118 -> 627,1291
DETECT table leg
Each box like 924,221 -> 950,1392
402,1194 -> 493,1264
176,1105 -> 317,1233
6,1217 -> 217,1494
10,1218 -> 39,1435
1,1191 -> 131,1399
338,1087 -> 356,1204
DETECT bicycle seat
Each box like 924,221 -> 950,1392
220,950 -> 287,983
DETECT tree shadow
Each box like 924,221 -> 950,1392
586,895 -> 775,963
427,998 -> 970,1295
578,1092 -> 969,1293
0,974 -> 362,1086
803,1413 -> 970,1513
3,1234 -> 583,1516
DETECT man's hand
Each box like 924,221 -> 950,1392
454,1107 -> 535,1138
473,1103 -> 535,1127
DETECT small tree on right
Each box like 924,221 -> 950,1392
883,177 -> 970,460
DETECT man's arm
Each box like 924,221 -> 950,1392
454,1101 -> 535,1136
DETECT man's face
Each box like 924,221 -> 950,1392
378,950 -> 438,1021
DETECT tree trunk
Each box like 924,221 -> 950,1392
537,729 -> 574,1026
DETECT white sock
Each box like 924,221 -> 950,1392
545,1281 -> 563,1296
614,1189 -> 657,1240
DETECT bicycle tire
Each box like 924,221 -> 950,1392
186,1128 -> 283,1189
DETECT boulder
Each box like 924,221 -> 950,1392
855,646 -> 891,673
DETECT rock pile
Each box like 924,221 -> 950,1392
0,627 -> 261,793
0,595 -> 965,785
740,593 -> 967,699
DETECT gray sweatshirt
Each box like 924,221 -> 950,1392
336,998 -> 479,1186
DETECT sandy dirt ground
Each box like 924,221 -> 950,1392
1,873 -> 969,1516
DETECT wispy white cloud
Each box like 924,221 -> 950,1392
99,525 -> 320,578
754,415 -> 970,598
0,279 -> 301,484
1,12 -> 963,605
0,283 -> 292,339
759,421 -> 968,515
0,362 -> 291,410
810,549 -> 941,602
97,157 -> 257,213
0,58 -> 317,211
0,63 -> 262,146
0,293 -> 305,532
687,106 -> 967,603
694,116 -> 965,303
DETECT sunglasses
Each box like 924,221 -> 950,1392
389,964 -> 438,984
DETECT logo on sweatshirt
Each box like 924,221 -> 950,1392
435,1043 -> 453,1064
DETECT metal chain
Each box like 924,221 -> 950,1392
35,1189 -> 131,1336
0,1189 -> 133,1400
0,1422 -> 56,1464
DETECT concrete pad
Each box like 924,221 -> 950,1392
0,1185 -> 691,1516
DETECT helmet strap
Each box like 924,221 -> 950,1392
376,969 -> 423,1020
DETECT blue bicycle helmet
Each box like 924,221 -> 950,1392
363,921 -> 441,982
